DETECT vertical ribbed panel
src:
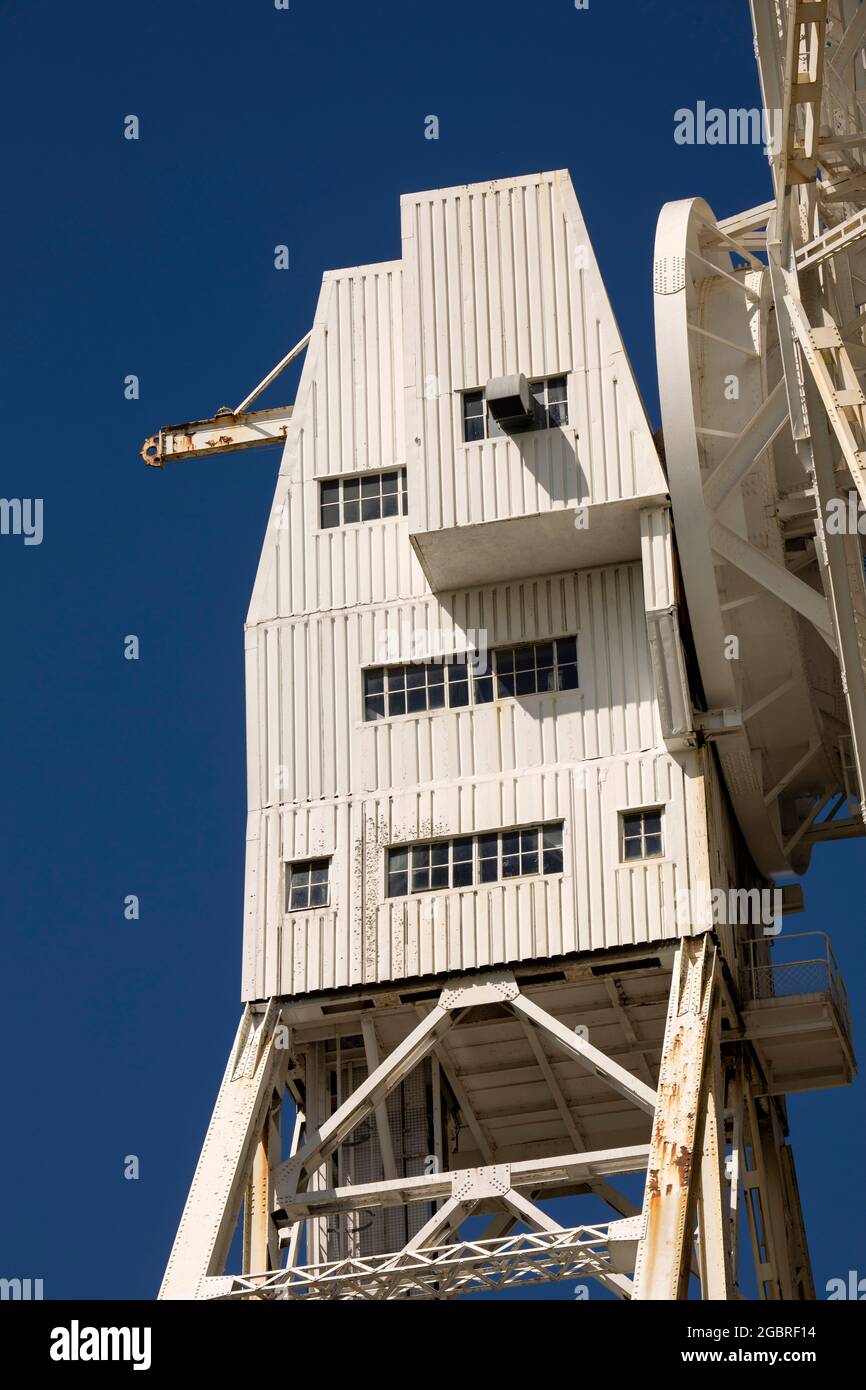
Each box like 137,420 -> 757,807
261,749 -> 694,997
400,169 -> 665,540
248,262 -> 428,626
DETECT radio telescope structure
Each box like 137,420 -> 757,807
145,1 -> 863,1300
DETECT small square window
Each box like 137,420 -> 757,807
620,809 -> 664,862
288,858 -> 331,911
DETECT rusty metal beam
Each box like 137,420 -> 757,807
141,405 -> 294,468
632,939 -> 719,1300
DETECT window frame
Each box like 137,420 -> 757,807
386,822 -> 565,899
362,636 -> 578,723
318,467 -> 408,531
619,807 -> 665,863
286,857 -> 332,912
460,374 -> 569,443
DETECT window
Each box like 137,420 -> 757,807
287,858 -> 331,910
474,637 -> 578,703
462,390 -> 504,443
320,469 -> 407,528
387,823 -> 563,897
364,659 -> 471,721
462,376 -> 568,442
364,638 -> 577,721
530,376 -> 568,429
620,809 -> 664,862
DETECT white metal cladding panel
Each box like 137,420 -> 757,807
253,751 -> 694,998
639,506 -> 676,612
248,261 -> 429,626
244,563 -> 661,811
400,169 -> 665,537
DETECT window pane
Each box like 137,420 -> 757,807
430,864 -> 449,889
474,674 -> 494,704
497,669 -> 516,697
449,680 -> 468,707
431,843 -> 449,867
623,838 -> 643,861
389,848 -> 408,873
521,848 -> 538,875
320,480 -> 340,506
406,668 -> 425,690
412,846 -> 430,870
365,668 -> 384,696
388,690 -> 406,716
502,832 -> 519,859
406,680 -> 427,713
643,812 -> 662,836
388,870 -> 408,897
452,839 -> 472,887
309,881 -> 328,907
515,669 -> 536,696
364,694 -> 385,720
292,867 -> 310,890
556,638 -> 577,666
644,834 -> 663,858
453,858 -> 473,887
542,848 -> 563,874
320,503 -> 340,529
535,644 -> 553,669
381,471 -> 398,493
361,497 -> 380,520
480,856 -> 498,883
557,664 -> 578,690
343,478 -> 359,501
514,646 -> 534,672
289,885 -> 308,910
310,861 -> 329,881
382,492 -> 399,517
361,475 -> 379,499
530,381 -> 546,429
502,854 -> 520,878
478,835 -> 498,860
543,826 -> 562,851
463,392 -> 484,442
387,668 -> 406,692
548,377 -> 568,426
427,680 -> 445,709
537,665 -> 556,692
411,867 -> 430,891
343,499 -> 360,524
495,648 -> 514,673
622,815 -> 643,840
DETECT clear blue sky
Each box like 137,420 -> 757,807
1,0 -> 862,1300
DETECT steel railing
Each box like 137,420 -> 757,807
741,931 -> 851,1038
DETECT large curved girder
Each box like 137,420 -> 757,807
655,197 -> 844,875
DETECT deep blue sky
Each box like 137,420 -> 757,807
1,0 -> 862,1301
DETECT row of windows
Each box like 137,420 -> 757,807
387,824 -> 564,897
363,638 -> 578,721
463,376 -> 568,442
316,377 -> 569,529
285,809 -> 664,910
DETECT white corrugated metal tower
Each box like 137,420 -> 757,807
148,2 -> 863,1300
